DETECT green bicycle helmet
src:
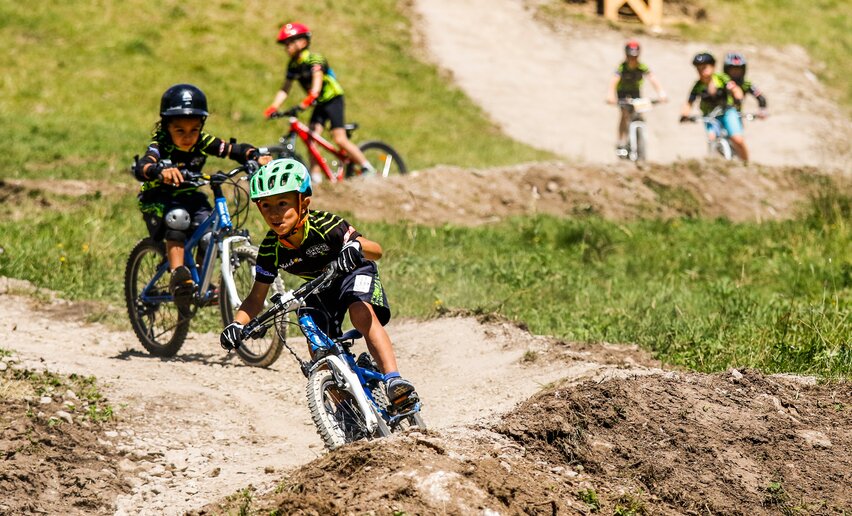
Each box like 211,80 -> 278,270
250,158 -> 312,201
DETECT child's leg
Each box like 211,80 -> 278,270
166,240 -> 185,270
348,301 -> 398,374
330,128 -> 372,171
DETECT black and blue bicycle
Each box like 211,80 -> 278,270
124,162 -> 286,366
240,263 -> 426,449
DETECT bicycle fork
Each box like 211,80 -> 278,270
628,120 -> 645,161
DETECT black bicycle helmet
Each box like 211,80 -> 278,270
692,52 -> 716,66
159,84 -> 209,118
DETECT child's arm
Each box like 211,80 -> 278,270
726,80 -> 744,103
357,236 -> 383,261
647,72 -> 667,101
606,74 -> 619,104
265,79 -> 294,117
298,67 -> 324,110
233,281 -> 272,325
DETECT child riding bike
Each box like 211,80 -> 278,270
606,40 -> 667,156
219,158 -> 419,411
263,23 -> 375,183
679,52 -> 749,162
723,52 -> 769,118
133,83 -> 272,314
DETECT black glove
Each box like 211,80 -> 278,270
220,322 -> 244,351
679,115 -> 691,123
336,240 -> 363,273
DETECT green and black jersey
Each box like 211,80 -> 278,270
735,78 -> 768,108
133,129 -> 257,195
688,73 -> 736,115
615,61 -> 651,97
255,210 -> 362,283
285,49 -> 345,105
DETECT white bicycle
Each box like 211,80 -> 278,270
616,98 -> 661,163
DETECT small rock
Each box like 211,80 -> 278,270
40,396 -> 53,405
264,466 -> 275,474
210,467 -> 221,478
55,411 -> 74,424
729,368 -> 743,380
550,466 -> 565,474
104,430 -> 119,438
546,181 -> 559,192
64,390 -> 79,400
798,430 -> 832,448
0,362 -> 7,372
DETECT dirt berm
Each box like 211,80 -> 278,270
196,370 -> 850,515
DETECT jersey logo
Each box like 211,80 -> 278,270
280,257 -> 303,269
304,243 -> 330,257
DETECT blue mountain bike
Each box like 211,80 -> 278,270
240,263 -> 426,449
124,162 -> 285,366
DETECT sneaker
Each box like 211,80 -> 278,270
386,376 -> 419,413
169,265 -> 195,315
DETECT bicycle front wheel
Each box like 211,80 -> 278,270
124,238 -> 189,357
219,245 -> 286,367
307,369 -> 390,450
351,141 -> 407,177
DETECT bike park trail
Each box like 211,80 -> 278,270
0,277 -> 656,515
412,0 -> 852,168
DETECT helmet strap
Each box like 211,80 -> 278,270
276,194 -> 310,245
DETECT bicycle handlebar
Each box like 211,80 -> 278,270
268,106 -> 304,119
159,161 -> 260,187
241,263 -> 340,340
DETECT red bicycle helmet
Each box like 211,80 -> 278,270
277,22 -> 311,44
625,40 -> 640,57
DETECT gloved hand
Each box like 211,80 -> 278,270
336,240 -> 363,273
220,322 -> 244,351
263,105 -> 278,118
679,115 -> 691,123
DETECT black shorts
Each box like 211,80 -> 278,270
309,95 -> 346,130
138,189 -> 212,243
299,261 -> 390,339
617,90 -> 640,100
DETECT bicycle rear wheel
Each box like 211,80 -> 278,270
124,238 -> 189,357
219,245 -> 286,367
350,141 -> 407,177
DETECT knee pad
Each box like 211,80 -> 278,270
164,208 -> 191,231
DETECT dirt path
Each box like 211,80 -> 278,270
412,0 -> 851,167
0,279 -> 656,514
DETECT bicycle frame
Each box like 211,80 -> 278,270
243,270 -> 422,430
138,170 -> 250,310
279,116 -> 351,182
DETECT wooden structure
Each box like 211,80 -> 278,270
602,0 -> 663,26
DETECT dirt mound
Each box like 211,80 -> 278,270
0,358 -> 129,515
314,160 -> 842,226
194,370 -> 851,514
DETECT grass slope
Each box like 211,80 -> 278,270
0,0 -> 550,181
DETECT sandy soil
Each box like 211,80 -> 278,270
411,0 -> 852,167
0,278 -> 656,514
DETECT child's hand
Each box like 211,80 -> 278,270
160,166 -> 183,186
337,240 -> 363,273
258,155 -> 273,166
264,105 -> 278,118
220,322 -> 244,351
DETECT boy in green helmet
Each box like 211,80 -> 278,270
220,158 -> 419,410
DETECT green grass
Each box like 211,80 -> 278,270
0,187 -> 848,377
675,0 -> 851,107
0,0 -> 551,183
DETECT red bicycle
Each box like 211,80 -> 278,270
265,107 -> 407,181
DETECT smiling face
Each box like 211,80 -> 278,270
256,191 -> 310,237
165,116 -> 203,151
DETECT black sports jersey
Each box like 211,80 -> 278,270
615,61 -> 651,96
255,210 -> 362,283
133,128 -> 258,195
688,73 -> 736,115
